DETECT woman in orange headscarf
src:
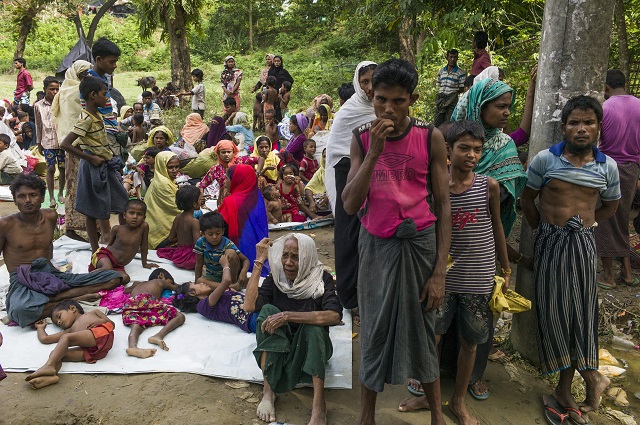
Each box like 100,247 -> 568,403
179,112 -> 209,152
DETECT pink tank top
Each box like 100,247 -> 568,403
356,118 -> 437,238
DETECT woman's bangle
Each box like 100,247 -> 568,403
222,266 -> 231,271
513,253 -> 523,264
501,267 -> 512,276
254,260 -> 264,269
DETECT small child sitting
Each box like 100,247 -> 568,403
130,113 -> 146,146
157,185 -> 201,269
299,139 -> 318,184
194,211 -> 250,290
88,199 -> 158,283
304,148 -> 331,216
133,147 -> 159,199
253,135 -> 279,187
122,268 -> 184,358
0,134 -> 23,184
25,300 -> 115,389
173,253 -> 259,333
278,163 -> 317,221
262,185 -> 285,224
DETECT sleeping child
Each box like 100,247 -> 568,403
122,268 -> 184,358
157,184 -> 201,269
173,253 -> 258,333
26,300 -> 115,389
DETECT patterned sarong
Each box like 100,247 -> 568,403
534,216 -> 599,374
122,293 -> 178,328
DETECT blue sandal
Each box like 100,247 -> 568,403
468,382 -> 489,400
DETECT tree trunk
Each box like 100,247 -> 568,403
615,0 -> 630,88
398,16 -> 416,65
87,0 -> 118,45
72,13 -> 87,41
511,0 -> 616,366
249,0 -> 253,52
14,6 -> 39,59
165,3 -> 193,96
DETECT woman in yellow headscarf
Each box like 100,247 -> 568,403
147,125 -> 175,150
252,135 -> 279,187
119,105 -> 134,122
308,104 -> 333,137
144,151 -> 182,248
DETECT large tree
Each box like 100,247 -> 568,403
511,0 -> 616,365
133,0 -> 204,93
7,0 -> 50,58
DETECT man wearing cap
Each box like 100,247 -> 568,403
221,55 -> 243,109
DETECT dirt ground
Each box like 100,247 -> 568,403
0,199 -> 627,425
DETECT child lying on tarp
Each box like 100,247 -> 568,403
172,253 -> 258,333
26,300 -> 115,389
122,268 -> 185,359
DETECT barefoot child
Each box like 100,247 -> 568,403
194,211 -> 250,291
173,254 -> 258,332
299,139 -> 318,184
398,120 -> 511,422
122,268 -> 184,358
88,199 -> 158,283
262,185 -> 285,224
130,114 -> 146,146
278,163 -> 317,221
60,76 -> 129,254
253,92 -> 264,132
278,81 -> 291,117
157,185 -> 201,269
264,109 -> 279,151
26,300 -> 115,389
262,76 -> 278,119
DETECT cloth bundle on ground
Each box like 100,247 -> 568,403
219,164 -> 270,274
145,151 -> 181,248
180,147 -> 218,178
6,257 -> 121,327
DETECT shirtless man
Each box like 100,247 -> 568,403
89,199 -> 158,284
3,174 -> 122,327
521,95 -> 619,424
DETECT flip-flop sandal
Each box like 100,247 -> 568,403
542,395 -> 569,424
468,383 -> 489,400
562,406 -> 589,425
616,273 -> 640,286
596,281 -> 616,290
406,379 -> 425,396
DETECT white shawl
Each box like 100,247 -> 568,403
268,233 -> 325,300
325,60 -> 377,212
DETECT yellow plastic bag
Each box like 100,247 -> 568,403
489,276 -> 532,316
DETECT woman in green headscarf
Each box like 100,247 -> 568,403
451,78 -> 527,237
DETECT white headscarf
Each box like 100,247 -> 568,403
51,60 -> 92,141
474,66 -> 500,85
325,60 -> 377,213
268,233 -> 325,300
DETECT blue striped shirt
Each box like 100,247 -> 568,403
527,141 -> 621,201
436,66 -> 466,95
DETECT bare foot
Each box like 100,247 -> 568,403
126,347 -> 157,358
398,395 -> 430,412
580,374 -> 610,413
308,402 -> 327,425
28,374 -> 60,389
25,365 -> 57,381
552,389 -> 586,424
257,391 -> 277,422
148,336 -> 169,351
448,400 -> 479,425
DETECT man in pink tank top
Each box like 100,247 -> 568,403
343,58 -> 451,425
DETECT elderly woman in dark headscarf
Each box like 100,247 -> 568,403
244,234 -> 342,424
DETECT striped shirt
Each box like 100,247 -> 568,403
446,174 -> 495,294
71,110 -> 113,160
193,236 -> 241,282
527,141 -> 621,201
33,98 -> 59,149
436,66 -> 466,95
85,70 -> 118,134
